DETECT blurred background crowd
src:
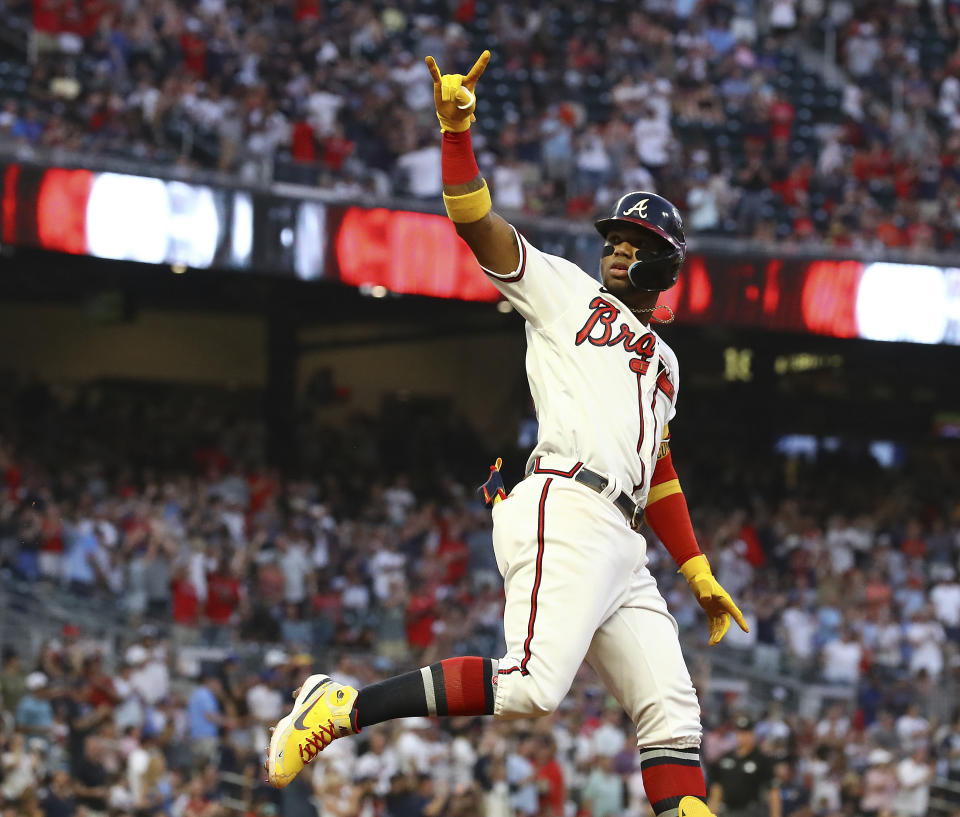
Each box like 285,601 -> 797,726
1,0 -> 960,816
0,0 -> 959,249
0,377 -> 958,817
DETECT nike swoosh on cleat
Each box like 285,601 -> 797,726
293,680 -> 334,731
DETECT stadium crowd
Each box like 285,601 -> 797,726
0,0 -> 958,250
0,379 -> 959,817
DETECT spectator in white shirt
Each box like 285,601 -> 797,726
396,137 -> 442,199
815,703 -> 851,746
278,535 -> 313,608
821,628 -> 863,684
896,704 -> 931,753
354,729 -> 398,795
591,705 -> 628,758
929,572 -> 960,635
632,105 -> 672,175
895,747 -> 933,817
781,604 -> 816,664
905,608 -> 946,679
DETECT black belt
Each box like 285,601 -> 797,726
529,458 -> 642,530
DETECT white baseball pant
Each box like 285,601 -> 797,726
490,458 -> 702,748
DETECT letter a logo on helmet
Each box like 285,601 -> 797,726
594,191 -> 686,292
621,198 -> 649,219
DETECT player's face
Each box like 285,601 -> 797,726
599,226 -> 666,297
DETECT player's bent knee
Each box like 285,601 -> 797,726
494,672 -> 568,720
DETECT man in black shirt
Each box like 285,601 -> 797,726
73,734 -> 110,815
707,716 -> 781,817
41,769 -> 77,817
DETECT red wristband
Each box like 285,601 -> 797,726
442,130 -> 480,186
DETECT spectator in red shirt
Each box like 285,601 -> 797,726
294,0 -> 320,22
535,733 -> 566,817
901,519 -> 926,559
321,125 -> 355,173
436,527 -> 469,586
1,442 -> 21,500
82,653 -> 119,709
291,120 -> 317,163
205,553 -> 240,631
179,26 -> 207,78
171,563 -> 200,628
406,586 -> 436,651
769,92 -> 795,144
875,217 -> 906,248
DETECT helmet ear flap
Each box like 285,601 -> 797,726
627,252 -> 682,292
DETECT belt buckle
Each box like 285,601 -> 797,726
630,502 -> 643,531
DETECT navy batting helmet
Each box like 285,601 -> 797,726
594,191 -> 686,292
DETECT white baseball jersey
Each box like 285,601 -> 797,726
479,226 -> 701,748
483,226 -> 679,506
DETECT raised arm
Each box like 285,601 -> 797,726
425,51 -> 520,276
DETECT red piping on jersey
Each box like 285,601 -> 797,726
631,363 -> 646,490
499,478 -> 551,677
532,457 -> 583,478
485,232 -> 526,283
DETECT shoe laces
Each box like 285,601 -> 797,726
298,719 -> 339,764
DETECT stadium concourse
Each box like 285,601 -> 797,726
0,378 -> 958,817
0,0 -> 957,250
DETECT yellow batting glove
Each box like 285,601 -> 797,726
424,50 -> 490,132
679,555 -> 749,646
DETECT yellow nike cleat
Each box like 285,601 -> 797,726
266,674 -> 360,788
679,796 -> 717,816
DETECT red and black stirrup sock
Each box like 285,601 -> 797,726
352,657 -> 498,729
639,746 -> 708,816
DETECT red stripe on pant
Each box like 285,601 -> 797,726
439,657 -> 488,716
497,479 -> 551,679
521,478 -> 551,674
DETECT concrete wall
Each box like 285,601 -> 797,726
0,303 -> 267,387
297,323 -> 527,438
0,304 -> 529,439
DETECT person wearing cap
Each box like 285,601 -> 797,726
706,716 -> 779,817
860,749 -> 897,817
15,671 -> 54,741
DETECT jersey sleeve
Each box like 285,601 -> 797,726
656,339 -> 681,424
479,225 -> 587,329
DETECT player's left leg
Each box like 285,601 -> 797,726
585,566 -> 714,817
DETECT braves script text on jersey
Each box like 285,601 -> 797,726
482,227 -> 701,747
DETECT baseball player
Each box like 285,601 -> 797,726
266,52 -> 748,817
